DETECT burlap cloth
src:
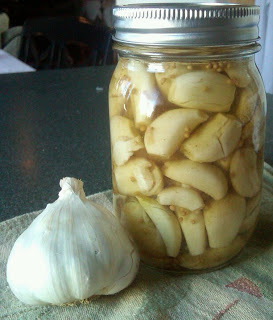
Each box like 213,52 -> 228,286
1,164 -> 273,320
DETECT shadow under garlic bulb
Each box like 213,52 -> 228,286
109,57 -> 265,272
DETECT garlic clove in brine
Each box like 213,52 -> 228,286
6,177 -> 139,305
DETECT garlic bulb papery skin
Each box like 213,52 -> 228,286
7,177 -> 139,305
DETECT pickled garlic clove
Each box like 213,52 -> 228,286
175,208 -> 207,256
128,60 -> 162,129
136,195 -> 182,257
239,193 -> 261,234
182,113 -> 242,162
179,235 -> 246,270
230,147 -> 261,197
144,108 -> 208,159
216,152 -> 234,171
110,115 -> 139,144
232,87 -> 258,124
163,160 -> 228,200
134,162 -> 154,192
168,71 -> 236,112
155,62 -> 189,97
204,193 -> 246,248
113,136 -> 144,166
109,96 -> 127,118
110,116 -> 144,165
109,60 -> 131,118
157,186 -> 204,211
241,103 -> 266,152
225,61 -> 251,88
114,157 -> 163,196
246,192 -> 261,217
121,197 -> 167,258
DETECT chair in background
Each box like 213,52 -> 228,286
19,16 -> 113,69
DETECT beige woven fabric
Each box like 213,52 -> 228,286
1,164 -> 273,320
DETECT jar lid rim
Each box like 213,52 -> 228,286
113,3 -> 260,47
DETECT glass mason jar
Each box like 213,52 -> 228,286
109,3 -> 266,272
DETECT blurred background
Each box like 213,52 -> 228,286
0,0 -> 272,92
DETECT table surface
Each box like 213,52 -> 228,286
0,66 -> 272,222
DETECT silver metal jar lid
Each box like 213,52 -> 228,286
113,3 -> 260,47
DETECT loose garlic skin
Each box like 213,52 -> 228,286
109,56 -> 265,272
7,178 -> 139,305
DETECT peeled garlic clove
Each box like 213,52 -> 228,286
241,120 -> 253,142
179,235 -> 246,270
168,71 -> 236,112
230,147 -> 261,197
121,197 -> 167,257
216,152 -> 234,171
163,160 -> 228,200
109,96 -> 126,118
204,193 -> 246,248
246,192 -> 261,216
239,193 -> 261,233
239,206 -> 260,234
137,195 -> 182,257
157,186 -> 204,211
241,103 -> 266,152
232,87 -> 258,124
182,113 -> 242,162
144,109 -> 208,159
240,198 -> 260,232
110,116 -> 144,165
115,157 -> 163,196
110,115 -> 139,145
133,160 -> 163,196
155,62 -> 189,97
225,61 -> 251,87
128,60 -> 162,129
176,208 -> 207,256
134,162 -> 154,192
7,178 -> 139,305
109,60 -> 131,118
113,136 -> 144,166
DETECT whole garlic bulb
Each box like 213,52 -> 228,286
7,178 -> 139,305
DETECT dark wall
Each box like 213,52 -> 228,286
0,0 -> 83,27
